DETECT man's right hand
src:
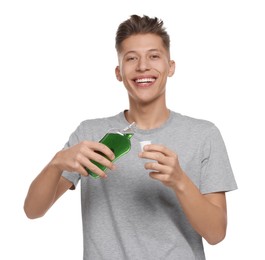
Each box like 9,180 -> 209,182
51,141 -> 116,178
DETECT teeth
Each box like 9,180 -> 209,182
135,78 -> 155,83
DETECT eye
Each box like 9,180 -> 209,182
126,56 -> 138,62
150,54 -> 160,60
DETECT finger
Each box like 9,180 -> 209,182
144,162 -> 163,172
77,155 -> 108,178
79,141 -> 116,170
84,161 -> 108,179
149,171 -> 162,178
140,151 -> 168,165
77,165 -> 90,177
86,149 -> 116,170
84,141 -> 115,161
143,144 -> 176,157
66,158 -> 88,176
66,159 -> 89,177
149,171 -> 168,181
145,162 -> 170,174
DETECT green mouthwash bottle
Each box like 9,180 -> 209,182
87,122 -> 135,178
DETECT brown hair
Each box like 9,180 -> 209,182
115,14 -> 170,53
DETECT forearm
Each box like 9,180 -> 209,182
140,144 -> 227,244
24,162 -> 62,219
173,172 -> 227,245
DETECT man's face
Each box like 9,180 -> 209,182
115,33 -> 175,106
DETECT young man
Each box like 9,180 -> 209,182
24,15 -> 237,259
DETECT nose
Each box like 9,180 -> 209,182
136,57 -> 150,72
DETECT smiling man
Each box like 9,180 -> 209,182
24,15 -> 237,260
115,32 -> 175,130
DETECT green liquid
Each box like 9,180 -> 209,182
87,132 -> 133,178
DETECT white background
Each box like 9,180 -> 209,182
1,0 -> 264,259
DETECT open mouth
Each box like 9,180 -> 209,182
135,78 -> 156,83
134,77 -> 156,87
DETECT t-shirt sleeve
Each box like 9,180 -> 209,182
200,125 -> 238,194
61,126 -> 82,190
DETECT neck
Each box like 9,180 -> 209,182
125,100 -> 170,130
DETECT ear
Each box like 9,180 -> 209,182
115,66 -> 122,82
168,60 -> 176,77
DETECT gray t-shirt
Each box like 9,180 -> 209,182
62,110 -> 237,260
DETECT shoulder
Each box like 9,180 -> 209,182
65,112 -> 123,144
72,112 -> 123,141
79,113 -> 121,130
171,111 -> 218,136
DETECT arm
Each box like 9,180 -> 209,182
170,173 -> 227,245
24,141 -> 116,219
139,144 -> 227,245
24,164 -> 72,219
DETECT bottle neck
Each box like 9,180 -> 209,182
123,133 -> 133,139
121,122 -> 135,139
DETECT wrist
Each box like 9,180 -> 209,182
172,170 -> 189,193
49,152 -> 64,175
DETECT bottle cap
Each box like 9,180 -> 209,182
122,122 -> 136,133
140,140 -> 151,152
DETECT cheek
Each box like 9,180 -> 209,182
154,61 -> 170,73
121,66 -> 134,80
164,66 -> 173,77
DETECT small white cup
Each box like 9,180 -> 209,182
140,141 -> 151,152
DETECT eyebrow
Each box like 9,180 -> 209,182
123,49 -> 162,56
